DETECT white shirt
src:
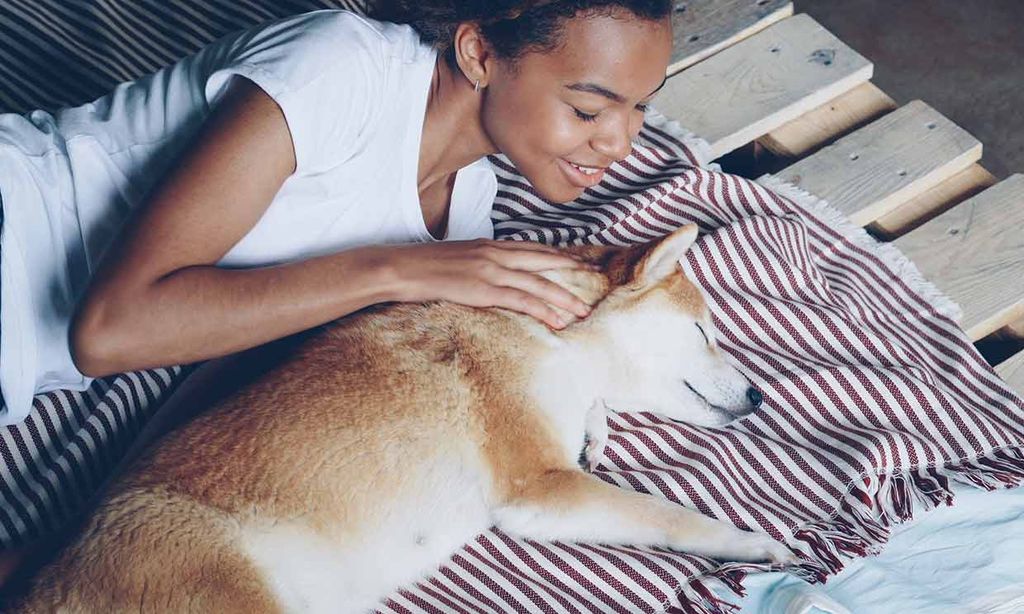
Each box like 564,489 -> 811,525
0,10 -> 498,425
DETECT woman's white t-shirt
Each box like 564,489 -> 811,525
0,10 -> 498,425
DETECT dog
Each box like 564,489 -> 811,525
17,224 -> 795,613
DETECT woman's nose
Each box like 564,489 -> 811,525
591,116 -> 634,162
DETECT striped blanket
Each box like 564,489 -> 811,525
3,1 -> 1024,612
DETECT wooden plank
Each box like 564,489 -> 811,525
871,164 -> 998,238
759,82 -> 897,158
774,101 -> 982,226
653,13 -> 873,159
668,0 -> 793,75
997,350 -> 1024,396
894,175 -> 1024,340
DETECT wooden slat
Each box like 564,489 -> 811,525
759,82 -> 897,158
872,163 -> 998,238
894,175 -> 1024,340
774,101 -> 982,226
668,0 -> 793,75
997,351 -> 1024,396
653,13 -> 873,159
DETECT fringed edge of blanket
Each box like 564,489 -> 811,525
642,106 -> 718,171
794,447 -> 1024,580
639,110 -> 958,322
668,447 -> 1024,614
752,174 -> 963,323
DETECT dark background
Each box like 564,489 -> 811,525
798,0 -> 1024,180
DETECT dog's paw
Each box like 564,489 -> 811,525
584,438 -> 605,472
675,522 -> 799,565
730,531 -> 799,566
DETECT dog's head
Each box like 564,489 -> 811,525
543,225 -> 763,427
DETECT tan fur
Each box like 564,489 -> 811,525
16,225 -> 793,613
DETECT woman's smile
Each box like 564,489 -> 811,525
558,157 -> 607,188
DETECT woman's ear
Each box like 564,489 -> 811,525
451,22 -> 493,88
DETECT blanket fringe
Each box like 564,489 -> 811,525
675,447 -> 1024,612
795,448 -> 1024,580
644,107 -> 959,324
753,174 -> 964,324
676,573 -> 744,614
642,106 -> 717,171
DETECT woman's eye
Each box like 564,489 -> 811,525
635,104 -> 649,113
573,108 -> 599,123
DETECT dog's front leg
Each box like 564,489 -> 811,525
494,470 -> 795,564
582,402 -> 609,472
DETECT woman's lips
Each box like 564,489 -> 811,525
558,158 -> 607,188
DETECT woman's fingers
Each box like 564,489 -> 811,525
485,238 -> 565,254
490,250 -> 592,274
385,241 -> 598,328
476,243 -> 592,273
480,239 -> 587,263
490,287 -> 569,329
495,270 -> 591,319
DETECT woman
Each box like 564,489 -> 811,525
0,0 -> 673,568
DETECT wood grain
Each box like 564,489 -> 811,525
653,13 -> 873,159
871,163 -> 998,239
997,350 -> 1024,396
774,100 -> 982,226
668,0 -> 793,75
894,174 -> 1024,340
759,82 -> 896,158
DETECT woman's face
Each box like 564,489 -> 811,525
482,10 -> 673,203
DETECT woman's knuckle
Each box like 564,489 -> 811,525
516,293 -> 537,311
478,261 -> 502,277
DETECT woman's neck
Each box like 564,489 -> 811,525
417,55 -> 498,193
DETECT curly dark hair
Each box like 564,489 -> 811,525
369,0 -> 673,68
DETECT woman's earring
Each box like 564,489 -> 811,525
474,80 -> 481,93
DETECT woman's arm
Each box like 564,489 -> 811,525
70,78 -> 591,378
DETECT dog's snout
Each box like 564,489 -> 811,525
746,386 -> 763,409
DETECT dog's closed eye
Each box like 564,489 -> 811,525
695,322 -> 709,345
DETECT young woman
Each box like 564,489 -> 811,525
0,0 -> 673,566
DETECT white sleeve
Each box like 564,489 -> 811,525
452,161 -> 498,241
204,11 -> 386,175
467,212 -> 495,241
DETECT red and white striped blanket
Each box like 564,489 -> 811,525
3,2 -> 1022,611
375,112 -> 1024,613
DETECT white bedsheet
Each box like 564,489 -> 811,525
730,485 -> 1024,613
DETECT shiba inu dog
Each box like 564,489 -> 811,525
18,224 -> 794,613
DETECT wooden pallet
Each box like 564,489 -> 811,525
656,0 -> 1024,395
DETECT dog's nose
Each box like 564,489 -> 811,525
746,386 -> 763,408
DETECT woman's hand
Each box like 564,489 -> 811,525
375,239 -> 594,329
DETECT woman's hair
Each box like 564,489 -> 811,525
370,1 -> 673,68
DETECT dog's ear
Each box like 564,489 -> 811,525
636,224 -> 699,285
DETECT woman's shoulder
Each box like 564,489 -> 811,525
237,9 -> 429,67
201,9 -> 434,174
